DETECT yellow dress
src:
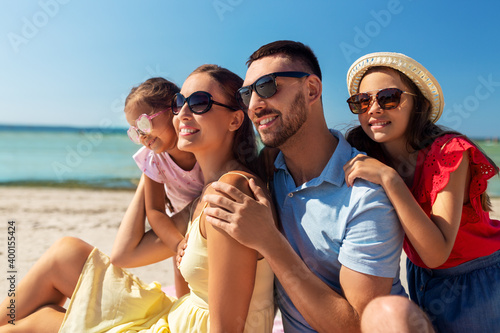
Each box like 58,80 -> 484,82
59,174 -> 275,333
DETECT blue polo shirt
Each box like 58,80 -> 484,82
273,129 -> 405,333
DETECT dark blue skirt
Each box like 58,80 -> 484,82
407,250 -> 500,333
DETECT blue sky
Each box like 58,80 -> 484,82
2,0 -> 500,138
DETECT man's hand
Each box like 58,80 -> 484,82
203,178 -> 277,253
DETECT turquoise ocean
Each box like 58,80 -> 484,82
1,125 -> 141,189
1,125 -> 500,196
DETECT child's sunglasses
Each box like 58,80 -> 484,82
236,71 -> 311,110
171,91 -> 238,115
127,109 -> 168,144
346,88 -> 417,114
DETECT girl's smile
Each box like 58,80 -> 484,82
368,119 -> 392,129
358,68 -> 414,155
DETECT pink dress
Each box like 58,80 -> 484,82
133,147 -> 204,215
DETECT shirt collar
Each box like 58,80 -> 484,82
274,129 -> 354,187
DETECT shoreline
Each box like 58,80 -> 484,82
3,182 -> 500,197
1,186 -> 499,298
0,180 -> 139,191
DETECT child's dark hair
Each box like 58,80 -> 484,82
188,64 -> 259,174
125,77 -> 180,112
346,67 -> 499,211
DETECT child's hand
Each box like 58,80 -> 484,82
176,234 -> 189,269
343,154 -> 395,187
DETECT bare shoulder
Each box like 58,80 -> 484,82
213,170 -> 269,199
216,171 -> 254,197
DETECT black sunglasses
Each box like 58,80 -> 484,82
172,91 -> 238,115
236,71 -> 311,110
346,88 -> 417,114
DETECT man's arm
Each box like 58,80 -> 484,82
204,179 -> 394,332
256,227 -> 392,332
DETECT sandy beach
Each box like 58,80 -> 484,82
1,186 -> 500,300
0,186 -> 173,295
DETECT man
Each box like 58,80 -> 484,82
203,40 -> 406,332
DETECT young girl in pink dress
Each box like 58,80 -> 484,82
344,52 -> 500,332
111,77 -> 204,298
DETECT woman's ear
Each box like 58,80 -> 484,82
228,110 -> 245,132
305,74 -> 322,105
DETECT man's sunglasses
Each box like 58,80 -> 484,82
236,71 -> 311,110
171,91 -> 238,115
346,88 -> 417,114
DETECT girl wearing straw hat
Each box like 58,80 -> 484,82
344,52 -> 500,332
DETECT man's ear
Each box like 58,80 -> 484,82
228,110 -> 245,132
305,74 -> 322,105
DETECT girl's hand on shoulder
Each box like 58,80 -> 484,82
343,154 -> 394,187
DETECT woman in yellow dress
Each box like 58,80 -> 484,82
0,64 -> 276,332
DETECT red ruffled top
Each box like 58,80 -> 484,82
404,134 -> 500,269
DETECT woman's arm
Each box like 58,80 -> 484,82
344,152 -> 469,268
205,173 -> 263,332
144,175 -> 187,252
111,175 -> 190,267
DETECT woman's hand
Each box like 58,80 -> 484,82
343,154 -> 395,187
176,234 -> 188,269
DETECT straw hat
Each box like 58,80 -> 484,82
346,52 -> 444,123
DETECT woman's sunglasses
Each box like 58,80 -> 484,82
171,91 -> 238,115
346,88 -> 417,114
127,109 -> 168,144
236,71 -> 311,110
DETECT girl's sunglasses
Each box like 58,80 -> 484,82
127,109 -> 168,144
171,91 -> 238,115
236,71 -> 311,110
346,88 -> 417,114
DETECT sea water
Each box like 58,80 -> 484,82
1,125 -> 499,195
1,125 -> 141,188
478,140 -> 500,198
